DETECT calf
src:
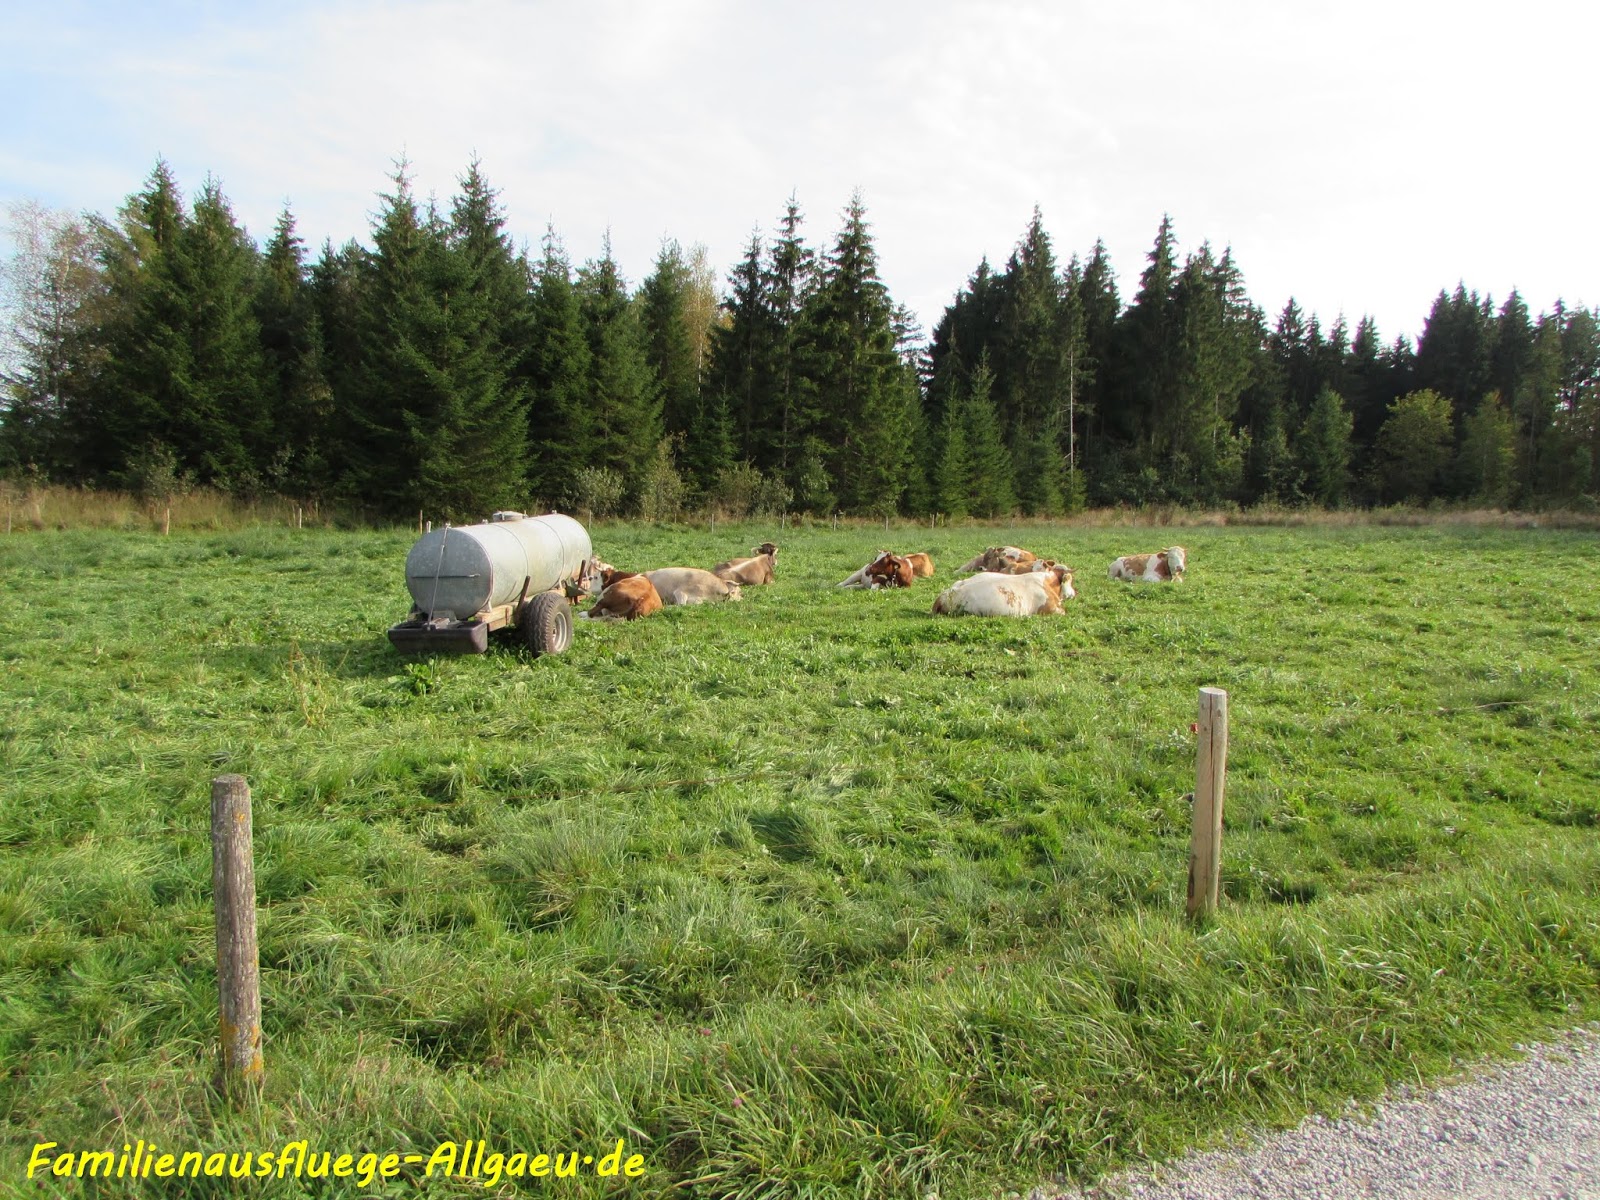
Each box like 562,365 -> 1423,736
956,546 -> 1038,574
904,552 -> 935,577
1108,546 -> 1186,582
583,573 -> 662,621
932,565 -> 1076,617
644,567 -> 743,605
713,541 -> 778,586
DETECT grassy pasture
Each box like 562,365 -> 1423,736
2,520 -> 1599,1198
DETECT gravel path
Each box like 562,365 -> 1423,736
1042,1027 -> 1600,1200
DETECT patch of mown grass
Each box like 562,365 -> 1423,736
1,522 -> 1598,1197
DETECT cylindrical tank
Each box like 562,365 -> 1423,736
403,513 -> 592,619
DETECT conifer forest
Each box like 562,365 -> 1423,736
3,160 -> 1597,521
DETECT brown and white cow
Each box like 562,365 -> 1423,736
904,552 -> 934,578
582,573 -> 663,621
956,546 -> 1038,574
643,567 -> 743,605
838,551 -> 915,589
931,565 -> 1076,617
712,542 -> 778,586
1108,546 -> 1186,583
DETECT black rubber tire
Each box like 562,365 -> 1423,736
521,591 -> 573,657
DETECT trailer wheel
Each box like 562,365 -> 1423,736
521,592 -> 573,657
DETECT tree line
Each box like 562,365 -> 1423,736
3,161 -> 1597,520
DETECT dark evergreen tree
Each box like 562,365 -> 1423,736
1415,285 -> 1495,429
795,193 -> 909,512
1298,386 -> 1354,506
639,240 -> 709,490
256,208 -> 332,496
344,163 -> 528,519
1116,215 -> 1180,477
577,239 -> 662,497
705,231 -> 770,463
962,354 -> 1015,516
309,237 -> 366,494
526,229 -> 594,504
992,207 -> 1061,438
764,196 -> 816,480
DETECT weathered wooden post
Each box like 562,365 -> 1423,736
1187,687 -> 1229,921
211,774 -> 263,1094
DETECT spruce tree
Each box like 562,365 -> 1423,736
764,196 -> 816,478
257,207 -> 332,496
1298,386 -> 1354,506
705,231 -> 770,464
796,193 -> 906,512
525,229 -> 594,505
963,355 -> 1015,516
177,178 -> 268,489
578,239 -> 662,499
639,240 -> 705,489
934,398 -> 972,520
992,207 -> 1061,438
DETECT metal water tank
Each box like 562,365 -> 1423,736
403,513 -> 593,619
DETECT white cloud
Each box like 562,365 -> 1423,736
2,0 -> 1595,338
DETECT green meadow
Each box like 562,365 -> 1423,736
2,520 -> 1599,1198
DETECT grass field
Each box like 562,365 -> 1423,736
2,520 -> 1599,1198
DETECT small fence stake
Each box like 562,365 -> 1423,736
212,774 -> 263,1095
1187,687 -> 1228,921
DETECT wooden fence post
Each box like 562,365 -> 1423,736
1187,687 -> 1228,921
212,774 -> 263,1094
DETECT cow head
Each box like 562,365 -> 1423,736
866,553 -> 912,588
752,541 -> 779,560
1038,564 -> 1075,605
1162,546 -> 1187,578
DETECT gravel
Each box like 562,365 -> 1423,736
1037,1026 -> 1600,1200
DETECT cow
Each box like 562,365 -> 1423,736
582,573 -> 662,621
1108,546 -> 1186,583
838,551 -> 915,589
713,542 -> 778,586
956,546 -> 1038,574
643,567 -> 743,605
931,565 -> 1076,617
904,552 -> 935,578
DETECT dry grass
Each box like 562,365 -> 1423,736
4,482 -> 1599,535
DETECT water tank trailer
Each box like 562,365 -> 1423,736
387,512 -> 595,655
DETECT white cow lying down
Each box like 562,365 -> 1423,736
642,567 -> 742,605
1108,545 -> 1186,582
931,565 -> 1075,616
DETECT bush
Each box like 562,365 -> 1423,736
635,440 -> 686,522
571,466 -> 626,519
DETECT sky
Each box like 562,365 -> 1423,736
3,0 -> 1596,346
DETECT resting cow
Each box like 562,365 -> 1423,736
713,542 -> 778,586
582,574 -> 662,620
932,565 -> 1076,617
904,552 -> 934,577
643,568 -> 743,605
838,551 -> 915,589
1108,546 -> 1186,582
956,546 -> 1038,574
